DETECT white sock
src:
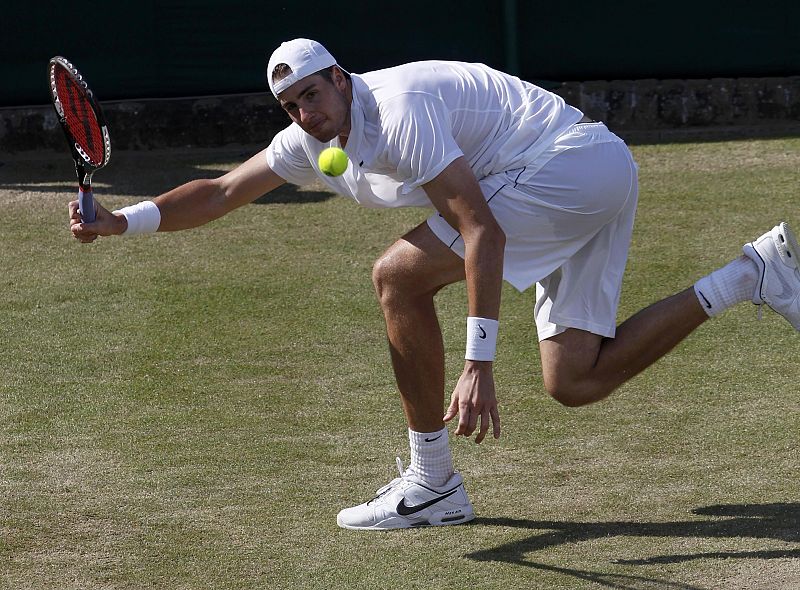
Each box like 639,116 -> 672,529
408,427 -> 453,487
694,256 -> 759,317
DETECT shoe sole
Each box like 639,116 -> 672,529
778,222 -> 800,268
337,509 -> 475,531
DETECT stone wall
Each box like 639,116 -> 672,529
2,77 -> 799,153
556,77 -> 800,142
0,94 -> 288,153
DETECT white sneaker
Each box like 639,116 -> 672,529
336,458 -> 475,530
742,222 -> 800,329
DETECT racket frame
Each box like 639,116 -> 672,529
48,56 -> 111,222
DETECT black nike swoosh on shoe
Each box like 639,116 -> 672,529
424,434 -> 443,442
396,488 -> 459,516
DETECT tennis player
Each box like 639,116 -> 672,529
69,38 -> 800,530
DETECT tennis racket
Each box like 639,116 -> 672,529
48,56 -> 111,223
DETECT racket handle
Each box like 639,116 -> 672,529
78,187 -> 96,223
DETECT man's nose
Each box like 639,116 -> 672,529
299,107 -> 314,123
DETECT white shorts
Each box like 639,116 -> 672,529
427,122 -> 639,341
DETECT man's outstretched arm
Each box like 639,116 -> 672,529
70,148 -> 286,242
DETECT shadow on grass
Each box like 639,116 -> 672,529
0,149 -> 335,204
467,503 -> 799,590
252,185 -> 334,204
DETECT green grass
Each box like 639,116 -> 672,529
0,139 -> 798,589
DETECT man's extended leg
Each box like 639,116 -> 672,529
540,288 -> 708,407
337,223 -> 474,530
540,222 -> 800,407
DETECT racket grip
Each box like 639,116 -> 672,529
78,187 -> 96,223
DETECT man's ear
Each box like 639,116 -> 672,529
332,66 -> 347,90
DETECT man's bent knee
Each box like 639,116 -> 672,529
539,329 -> 617,407
371,250 -> 398,299
543,375 -> 617,408
371,247 -> 425,301
372,225 -> 466,306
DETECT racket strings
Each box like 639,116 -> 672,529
54,68 -> 106,166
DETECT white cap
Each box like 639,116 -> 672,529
267,38 -> 339,98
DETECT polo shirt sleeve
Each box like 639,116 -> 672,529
381,93 -> 464,194
265,123 -> 319,186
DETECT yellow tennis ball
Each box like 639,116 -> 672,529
318,147 -> 349,177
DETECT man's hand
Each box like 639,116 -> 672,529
69,200 -> 127,243
443,360 -> 501,444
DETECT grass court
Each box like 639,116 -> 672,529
0,137 -> 798,589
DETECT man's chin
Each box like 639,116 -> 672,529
311,129 -> 338,143
301,121 -> 338,143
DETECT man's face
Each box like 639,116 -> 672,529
277,69 -> 351,142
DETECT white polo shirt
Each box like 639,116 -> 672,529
265,60 -> 583,208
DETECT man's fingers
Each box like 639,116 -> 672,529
453,400 -> 473,436
443,398 -> 458,423
455,400 -> 480,438
71,221 -> 98,243
467,405 -> 480,438
69,201 -> 92,241
475,410 -> 490,444
76,232 -> 97,243
469,406 -> 499,444
68,201 -> 83,222
491,405 -> 501,439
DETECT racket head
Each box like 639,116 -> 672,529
48,56 -> 111,173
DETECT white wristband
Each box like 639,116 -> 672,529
113,201 -> 161,235
465,317 -> 499,361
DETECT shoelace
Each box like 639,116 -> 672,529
367,457 -> 410,505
